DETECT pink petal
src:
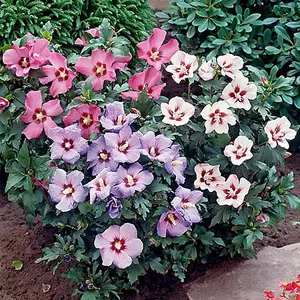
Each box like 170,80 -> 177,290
145,68 -> 163,87
43,117 -> 58,137
160,39 -> 179,63
94,235 -> 111,249
39,65 -> 57,84
75,57 -> 94,76
22,122 -> 43,139
49,52 -> 67,69
3,48 -> 20,65
49,79 -> 68,97
128,71 -> 146,90
113,251 -> 132,269
101,248 -> 115,267
125,238 -> 143,258
43,99 -> 63,116
63,108 -> 81,126
149,28 -> 166,49
121,91 -> 140,101
150,83 -> 166,100
119,223 -> 137,240
102,225 -> 120,242
25,90 -> 42,111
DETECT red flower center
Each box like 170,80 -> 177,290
124,175 -> 137,187
97,178 -> 106,190
62,139 -> 74,151
118,141 -> 129,153
62,184 -> 74,196
55,67 -> 69,81
32,108 -> 47,123
209,109 -> 227,124
148,47 -> 161,62
166,213 -> 177,225
99,150 -> 110,161
18,57 -> 30,68
224,184 -> 242,200
80,112 -> 94,128
111,238 -> 126,253
270,125 -> 285,141
93,62 -> 107,77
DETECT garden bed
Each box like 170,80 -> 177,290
1,154 -> 299,300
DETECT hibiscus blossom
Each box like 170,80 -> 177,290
49,124 -> 89,164
40,52 -> 76,97
264,116 -> 297,149
216,174 -> 251,208
224,136 -> 253,165
121,68 -> 166,101
112,163 -> 154,198
94,223 -> 143,269
161,96 -> 195,126
164,145 -> 187,185
87,136 -> 119,175
104,126 -> 142,163
28,38 -> 51,65
157,211 -> 190,237
198,59 -> 216,81
200,101 -> 236,134
194,163 -> 225,192
140,131 -> 173,162
75,28 -> 100,46
63,104 -> 101,139
0,97 -> 9,111
217,54 -> 243,79
84,169 -> 118,204
165,50 -> 198,83
48,169 -> 87,212
171,186 -> 203,223
221,74 -> 257,110
100,101 -> 138,132
137,28 -> 179,70
75,49 -> 117,91
21,90 -> 63,139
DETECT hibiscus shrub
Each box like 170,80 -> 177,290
157,0 -> 300,124
1,23 -> 300,299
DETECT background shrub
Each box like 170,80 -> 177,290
0,0 -> 156,54
157,0 -> 300,125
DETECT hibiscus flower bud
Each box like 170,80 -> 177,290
261,76 -> 268,86
0,97 -> 9,111
283,151 -> 292,159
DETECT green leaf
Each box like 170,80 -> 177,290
265,46 -> 281,55
243,13 -> 261,24
275,26 -> 293,44
81,291 -> 99,300
287,194 -> 300,209
5,163 -> 26,192
12,260 -> 23,271
18,141 -> 31,169
149,258 -> 165,274
148,179 -> 171,194
127,264 -> 146,284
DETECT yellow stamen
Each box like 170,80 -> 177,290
83,114 -> 93,125
116,115 -> 123,125
96,64 -> 106,76
171,160 -> 183,166
149,147 -> 156,157
99,152 -> 108,160
98,178 -> 105,188
119,142 -> 129,152
63,187 -> 73,195
126,175 -> 135,186
167,214 -> 177,225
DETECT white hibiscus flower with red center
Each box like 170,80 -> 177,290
221,74 -> 257,110
264,116 -> 297,149
166,51 -> 198,84
217,54 -> 243,79
216,174 -> 251,208
224,136 -> 254,165
194,163 -> 225,192
161,96 -> 195,126
200,101 -> 236,134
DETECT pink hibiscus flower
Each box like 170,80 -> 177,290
137,28 -> 179,70
21,90 -> 63,139
39,52 -> 76,97
63,104 -> 101,139
94,223 -> 143,269
76,49 -> 119,91
75,28 -> 100,46
0,97 -> 9,111
122,68 -> 166,101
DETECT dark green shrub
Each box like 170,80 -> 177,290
158,0 -> 300,124
0,0 -> 156,54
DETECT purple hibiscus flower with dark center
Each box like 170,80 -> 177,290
104,125 -> 142,163
87,136 -> 119,176
140,131 -> 173,162
112,163 -> 154,198
49,124 -> 89,165
106,196 -> 122,219
48,169 -> 87,212
171,186 -> 203,223
157,210 -> 190,237
84,168 -> 118,204
100,101 -> 138,132
164,145 -> 187,184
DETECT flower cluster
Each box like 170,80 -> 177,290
264,275 -> 300,300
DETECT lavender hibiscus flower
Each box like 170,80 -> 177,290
164,145 -> 187,184
112,163 -> 154,198
100,101 -> 138,132
84,169 -> 118,204
104,125 -> 142,163
49,125 -> 89,165
140,131 -> 173,162
94,223 -> 143,269
171,186 -> 203,223
48,169 -> 87,212
106,196 -> 122,218
87,136 -> 119,176
157,210 -> 190,237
